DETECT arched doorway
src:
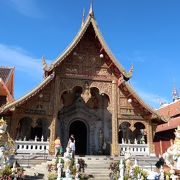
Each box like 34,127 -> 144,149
17,117 -> 32,140
31,119 -> 50,141
69,120 -> 87,155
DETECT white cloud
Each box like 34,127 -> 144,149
8,0 -> 43,18
131,85 -> 168,108
0,43 -> 46,77
138,90 -> 167,107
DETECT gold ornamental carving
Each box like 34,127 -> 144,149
90,81 -> 112,98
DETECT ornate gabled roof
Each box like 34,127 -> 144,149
0,78 -> 13,102
121,82 -> 167,123
0,73 -> 54,113
46,6 -> 133,80
0,67 -> 14,84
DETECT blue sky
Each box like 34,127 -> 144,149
0,0 -> 179,108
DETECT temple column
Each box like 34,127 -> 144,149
111,80 -> 119,156
10,111 -> 19,139
147,122 -> 156,155
49,75 -> 60,154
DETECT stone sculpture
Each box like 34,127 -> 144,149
163,126 -> 180,171
0,117 -> 15,169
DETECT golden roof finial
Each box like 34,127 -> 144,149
89,0 -> 94,17
130,64 -> 134,72
42,56 -> 47,67
172,83 -> 179,102
125,64 -> 134,79
129,64 -> 134,75
81,8 -> 85,27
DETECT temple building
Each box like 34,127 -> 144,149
0,7 -> 166,156
154,87 -> 180,156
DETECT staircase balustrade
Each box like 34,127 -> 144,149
119,143 -> 149,156
15,136 -> 49,154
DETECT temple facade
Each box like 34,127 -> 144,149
0,7 -> 166,156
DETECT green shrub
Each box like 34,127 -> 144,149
48,172 -> 57,180
141,169 -> 148,178
134,166 -> 141,178
2,165 -> 12,176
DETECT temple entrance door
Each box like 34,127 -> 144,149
69,120 -> 87,155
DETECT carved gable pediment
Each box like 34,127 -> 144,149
56,25 -> 113,80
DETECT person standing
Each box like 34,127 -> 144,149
67,134 -> 75,147
69,137 -> 75,159
54,137 -> 61,157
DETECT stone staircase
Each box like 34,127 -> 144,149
15,155 -> 158,180
81,156 -> 114,180
14,154 -> 53,180
81,155 -> 158,179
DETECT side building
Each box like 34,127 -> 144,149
0,66 -> 14,107
0,7 -> 166,156
154,87 -> 180,156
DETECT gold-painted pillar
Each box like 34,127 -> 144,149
148,122 -> 156,155
49,75 -> 60,154
10,112 -> 18,139
111,80 -> 119,156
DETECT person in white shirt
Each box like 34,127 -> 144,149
69,137 -> 75,159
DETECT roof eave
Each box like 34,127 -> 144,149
0,73 -> 54,114
90,18 -> 133,80
123,82 -> 167,123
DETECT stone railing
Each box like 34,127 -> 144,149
119,143 -> 149,156
15,137 -> 49,154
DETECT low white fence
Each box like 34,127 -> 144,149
15,138 -> 49,154
119,143 -> 149,156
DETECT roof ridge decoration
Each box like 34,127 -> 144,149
46,4 -> 132,80
81,8 -> 85,27
0,73 -> 55,113
0,66 -> 15,69
42,56 -> 51,72
89,1 -> 94,17
172,84 -> 179,102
